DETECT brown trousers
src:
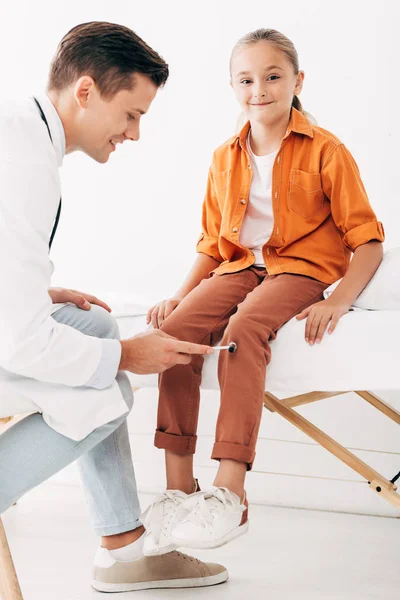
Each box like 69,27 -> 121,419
155,267 -> 328,469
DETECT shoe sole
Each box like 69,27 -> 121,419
170,520 -> 249,550
91,569 -> 229,592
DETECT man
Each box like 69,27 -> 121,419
0,21 -> 228,592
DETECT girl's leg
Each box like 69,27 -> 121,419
213,273 -> 329,490
169,273 -> 328,550
156,269 -> 261,492
165,452 -> 194,494
213,459 -> 247,499
142,270 -> 260,556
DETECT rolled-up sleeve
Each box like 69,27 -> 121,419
196,166 -> 223,262
321,143 -> 385,252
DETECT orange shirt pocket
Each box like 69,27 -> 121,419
288,169 -> 325,218
214,169 -> 231,191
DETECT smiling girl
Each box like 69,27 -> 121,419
142,28 -> 384,554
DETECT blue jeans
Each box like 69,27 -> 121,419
0,305 -> 142,536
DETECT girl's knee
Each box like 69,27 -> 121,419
224,312 -> 267,344
159,315 -> 184,339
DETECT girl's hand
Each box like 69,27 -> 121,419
146,297 -> 182,329
296,298 -> 352,345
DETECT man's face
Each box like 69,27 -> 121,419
75,73 -> 158,163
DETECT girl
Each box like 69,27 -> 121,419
142,29 -> 384,555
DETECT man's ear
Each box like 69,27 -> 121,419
73,76 -> 96,109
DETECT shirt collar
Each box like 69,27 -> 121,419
32,93 -> 66,167
237,106 -> 314,150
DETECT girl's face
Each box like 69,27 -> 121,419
230,41 -> 304,126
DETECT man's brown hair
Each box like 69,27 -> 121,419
48,21 -> 169,98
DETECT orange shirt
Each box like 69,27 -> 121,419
196,107 -> 384,284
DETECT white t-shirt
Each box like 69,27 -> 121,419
239,131 -> 278,266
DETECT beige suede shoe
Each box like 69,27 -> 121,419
92,548 -> 229,592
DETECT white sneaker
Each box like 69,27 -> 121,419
170,487 -> 249,550
142,481 -> 200,556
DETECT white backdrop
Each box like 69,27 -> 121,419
0,0 -> 398,305
3,0 -> 400,516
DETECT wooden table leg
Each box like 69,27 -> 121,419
0,517 -> 23,600
264,392 -> 400,510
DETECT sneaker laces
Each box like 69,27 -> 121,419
141,491 -> 187,540
182,487 -> 245,530
172,550 -> 201,564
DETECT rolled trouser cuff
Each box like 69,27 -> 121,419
154,430 -> 197,454
211,441 -> 255,470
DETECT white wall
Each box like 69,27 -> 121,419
3,0 -> 400,515
1,0 -> 398,304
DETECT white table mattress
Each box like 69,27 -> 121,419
2,308 -> 398,440
117,309 -> 400,394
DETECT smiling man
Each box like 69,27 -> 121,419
0,22 -> 227,593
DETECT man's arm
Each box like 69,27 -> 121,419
0,147 -> 115,387
0,161 -> 213,385
119,329 -> 213,374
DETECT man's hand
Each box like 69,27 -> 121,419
119,329 -> 213,374
296,298 -> 352,345
48,287 -> 112,312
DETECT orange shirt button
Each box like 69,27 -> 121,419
232,227 -> 239,233
240,199 -> 246,205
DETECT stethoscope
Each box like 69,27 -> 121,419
32,97 -> 62,250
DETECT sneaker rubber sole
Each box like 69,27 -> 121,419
91,569 -> 229,592
171,520 -> 249,550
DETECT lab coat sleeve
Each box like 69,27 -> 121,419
0,149 -> 118,387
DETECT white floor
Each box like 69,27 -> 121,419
2,481 -> 399,600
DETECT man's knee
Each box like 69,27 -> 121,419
52,304 -> 120,340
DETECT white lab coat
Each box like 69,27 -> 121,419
0,94 -> 128,439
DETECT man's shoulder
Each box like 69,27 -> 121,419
0,97 -> 41,134
0,97 -> 47,157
